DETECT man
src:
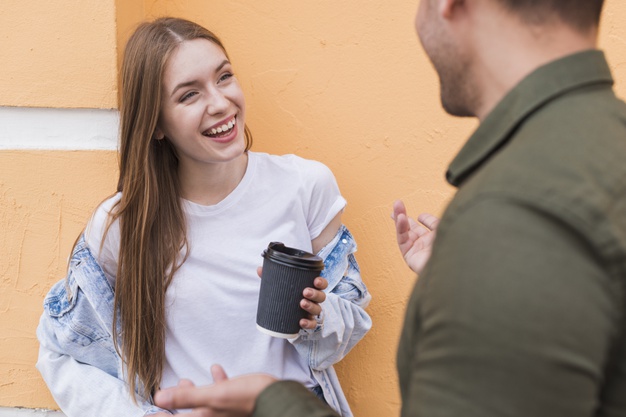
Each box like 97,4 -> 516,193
153,0 -> 626,415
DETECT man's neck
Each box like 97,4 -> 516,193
471,22 -> 598,121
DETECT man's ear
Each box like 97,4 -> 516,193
439,0 -> 465,19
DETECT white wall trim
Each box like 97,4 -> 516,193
0,107 -> 119,150
0,408 -> 64,417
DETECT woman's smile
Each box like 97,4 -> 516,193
158,38 -> 247,167
202,115 -> 238,142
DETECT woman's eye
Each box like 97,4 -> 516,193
180,91 -> 198,102
219,73 -> 233,83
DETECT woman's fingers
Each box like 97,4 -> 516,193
300,297 -> 323,317
299,278 -> 327,329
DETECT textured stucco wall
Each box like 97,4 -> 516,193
140,4 -> 469,415
0,151 -> 118,408
0,0 -> 118,109
1,0 -> 625,415
139,2 -> 626,415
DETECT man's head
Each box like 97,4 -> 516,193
415,0 -> 605,118
495,0 -> 604,32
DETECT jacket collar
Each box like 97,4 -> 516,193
446,49 -> 614,187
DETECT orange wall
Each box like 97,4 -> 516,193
0,0 -> 118,109
1,0 -> 626,415
142,3 -> 470,414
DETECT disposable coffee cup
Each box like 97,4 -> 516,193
256,242 -> 324,339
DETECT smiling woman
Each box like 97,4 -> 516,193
155,38 -> 249,205
34,17 -> 371,417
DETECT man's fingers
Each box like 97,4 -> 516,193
395,211 -> 410,237
418,213 -> 440,231
175,409 -> 211,417
154,386 -> 213,410
407,216 -> 422,231
182,411 -> 211,417
211,365 -> 228,383
392,200 -> 407,220
178,378 -> 195,388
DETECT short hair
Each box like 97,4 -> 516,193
496,0 -> 605,31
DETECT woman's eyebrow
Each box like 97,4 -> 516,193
216,59 -> 230,72
171,80 -> 198,97
170,60 -> 231,97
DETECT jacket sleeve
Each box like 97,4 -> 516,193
36,274 -> 172,417
36,343 -> 169,417
254,381 -> 340,417
290,225 -> 372,370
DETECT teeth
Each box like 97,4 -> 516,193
207,117 -> 236,137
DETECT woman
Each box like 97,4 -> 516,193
36,17 -> 371,417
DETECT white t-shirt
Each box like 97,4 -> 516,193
84,152 -> 346,389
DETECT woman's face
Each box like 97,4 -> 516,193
157,38 -> 247,170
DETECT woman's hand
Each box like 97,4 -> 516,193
299,276 -> 328,330
392,200 -> 440,275
256,267 -> 328,330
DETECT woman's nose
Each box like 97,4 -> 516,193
206,89 -> 229,115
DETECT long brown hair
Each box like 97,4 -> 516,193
113,17 -> 252,401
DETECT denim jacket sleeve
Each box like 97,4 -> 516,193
290,225 -> 372,370
35,237 -> 171,417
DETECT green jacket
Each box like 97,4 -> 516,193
254,50 -> 626,417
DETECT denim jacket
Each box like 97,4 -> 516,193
36,225 -> 372,417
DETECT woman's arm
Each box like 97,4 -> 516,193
311,212 -> 343,254
35,243 -> 171,417
291,223 -> 372,370
37,309 -> 171,417
37,346 -> 170,417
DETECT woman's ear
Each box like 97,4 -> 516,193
154,127 -> 165,140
